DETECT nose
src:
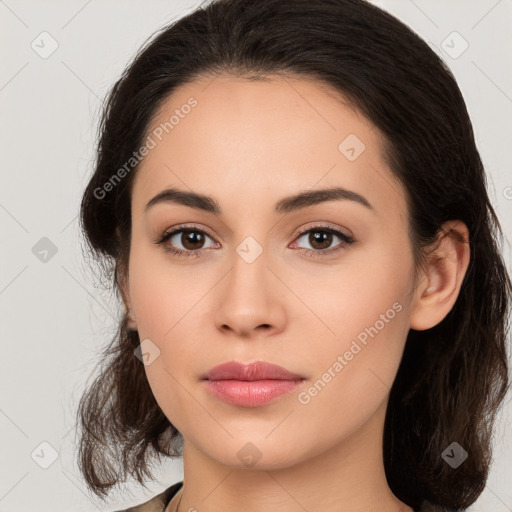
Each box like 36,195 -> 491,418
214,252 -> 287,339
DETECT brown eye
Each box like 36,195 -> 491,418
154,226 -> 217,257
293,226 -> 354,255
307,230 -> 334,250
180,229 -> 206,250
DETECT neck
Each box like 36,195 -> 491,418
172,400 -> 413,512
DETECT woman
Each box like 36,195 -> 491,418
77,0 -> 511,511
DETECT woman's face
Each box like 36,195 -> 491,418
125,74 -> 419,468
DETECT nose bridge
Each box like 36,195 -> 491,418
214,236 -> 286,336
226,236 -> 271,305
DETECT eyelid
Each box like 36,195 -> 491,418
155,223 -> 216,241
158,221 -> 352,240
154,221 -> 355,258
292,221 -> 353,240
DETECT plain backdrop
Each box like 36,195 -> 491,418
1,0 -> 511,511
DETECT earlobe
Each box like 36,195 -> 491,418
121,285 -> 137,331
409,220 -> 470,331
115,251 -> 137,331
126,310 -> 138,331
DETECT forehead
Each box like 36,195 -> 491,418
131,74 -> 406,223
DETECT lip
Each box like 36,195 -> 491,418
201,361 -> 306,407
201,361 -> 305,381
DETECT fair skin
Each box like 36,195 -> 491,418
120,74 -> 470,512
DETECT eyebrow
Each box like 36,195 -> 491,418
144,186 -> 374,215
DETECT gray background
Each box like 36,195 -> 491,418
0,0 -> 511,511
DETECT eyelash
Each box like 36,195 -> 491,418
153,223 -> 355,259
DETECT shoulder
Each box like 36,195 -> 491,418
114,481 -> 183,512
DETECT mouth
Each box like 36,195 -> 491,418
201,361 -> 306,407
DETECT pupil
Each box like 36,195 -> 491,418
183,230 -> 203,249
311,230 -> 331,249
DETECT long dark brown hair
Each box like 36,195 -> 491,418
77,0 -> 511,509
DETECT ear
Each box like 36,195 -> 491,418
119,272 -> 138,331
115,227 -> 138,331
409,220 -> 470,331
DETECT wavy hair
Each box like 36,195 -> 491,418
77,0 -> 511,509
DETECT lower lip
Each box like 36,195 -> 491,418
203,379 -> 306,407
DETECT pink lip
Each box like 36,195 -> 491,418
202,361 -> 305,381
201,361 -> 306,407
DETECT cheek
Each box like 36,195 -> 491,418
307,244 -> 411,345
127,238 -> 187,338
292,282 -> 410,446
127,241 -> 209,411
313,245 -> 413,396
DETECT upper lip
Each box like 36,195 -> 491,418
202,361 -> 305,381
